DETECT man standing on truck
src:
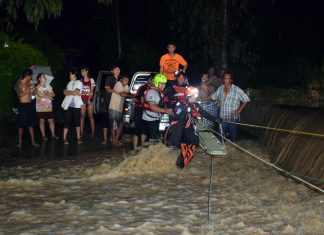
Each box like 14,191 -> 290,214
159,43 -> 188,84
142,74 -> 173,143
132,74 -> 154,154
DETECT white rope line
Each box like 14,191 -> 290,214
203,123 -> 324,193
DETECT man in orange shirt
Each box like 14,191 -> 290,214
159,43 -> 188,83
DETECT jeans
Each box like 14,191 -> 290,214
143,120 -> 160,140
221,122 -> 238,142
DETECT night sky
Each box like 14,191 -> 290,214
14,0 -> 324,86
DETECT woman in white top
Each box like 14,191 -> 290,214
80,67 -> 96,137
61,68 -> 83,145
36,73 -> 59,140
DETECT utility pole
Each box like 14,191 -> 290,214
221,0 -> 228,69
115,0 -> 121,59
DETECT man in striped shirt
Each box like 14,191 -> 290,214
211,71 -> 250,141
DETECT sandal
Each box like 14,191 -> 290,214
32,143 -> 39,148
101,139 -> 108,145
42,136 -> 48,141
77,139 -> 82,144
64,140 -> 69,145
52,136 -> 59,140
112,142 -> 123,147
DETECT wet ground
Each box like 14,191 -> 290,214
0,126 -> 323,234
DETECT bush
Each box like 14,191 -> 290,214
0,33 -> 48,118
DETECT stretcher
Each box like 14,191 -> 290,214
196,121 -> 227,156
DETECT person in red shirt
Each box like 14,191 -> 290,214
159,43 -> 188,83
80,66 -> 96,138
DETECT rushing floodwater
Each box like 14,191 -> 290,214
0,136 -> 323,234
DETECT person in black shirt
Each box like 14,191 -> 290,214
102,66 -> 120,144
131,74 -> 154,154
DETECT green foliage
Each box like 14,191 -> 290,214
0,32 -> 48,118
305,59 -> 324,90
0,0 -> 62,30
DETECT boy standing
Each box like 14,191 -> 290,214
15,69 -> 39,148
159,43 -> 188,83
108,76 -> 130,146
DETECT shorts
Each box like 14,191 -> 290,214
142,120 -> 160,140
18,103 -> 36,128
82,99 -> 95,106
108,109 -> 123,130
133,108 -> 144,136
64,107 -> 81,128
37,112 -> 54,120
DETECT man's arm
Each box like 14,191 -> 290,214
233,102 -> 248,115
179,55 -> 188,72
233,88 -> 250,115
159,55 -> 165,74
148,102 -> 173,115
17,83 -> 32,98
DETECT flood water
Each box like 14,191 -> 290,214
0,134 -> 323,234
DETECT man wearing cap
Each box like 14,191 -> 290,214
165,70 -> 189,119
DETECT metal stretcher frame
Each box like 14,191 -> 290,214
196,121 -> 227,156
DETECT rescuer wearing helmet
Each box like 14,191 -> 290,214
142,74 -> 174,142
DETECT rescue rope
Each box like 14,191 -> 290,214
203,123 -> 324,193
207,154 -> 213,225
224,121 -> 324,138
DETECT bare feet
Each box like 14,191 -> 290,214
112,142 -> 123,147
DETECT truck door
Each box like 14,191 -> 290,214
94,71 -> 112,114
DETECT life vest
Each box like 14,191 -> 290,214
134,84 -> 148,108
173,84 -> 187,102
143,87 -> 165,112
166,84 -> 188,109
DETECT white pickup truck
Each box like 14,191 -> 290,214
94,71 -> 170,131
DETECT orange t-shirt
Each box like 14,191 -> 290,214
159,53 -> 188,80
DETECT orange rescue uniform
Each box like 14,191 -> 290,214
159,53 -> 188,81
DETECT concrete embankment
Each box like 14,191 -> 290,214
241,103 -> 324,185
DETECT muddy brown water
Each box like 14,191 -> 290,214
0,135 -> 323,234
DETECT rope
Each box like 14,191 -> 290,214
201,123 -> 324,193
225,121 -> 324,138
207,155 -> 213,225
